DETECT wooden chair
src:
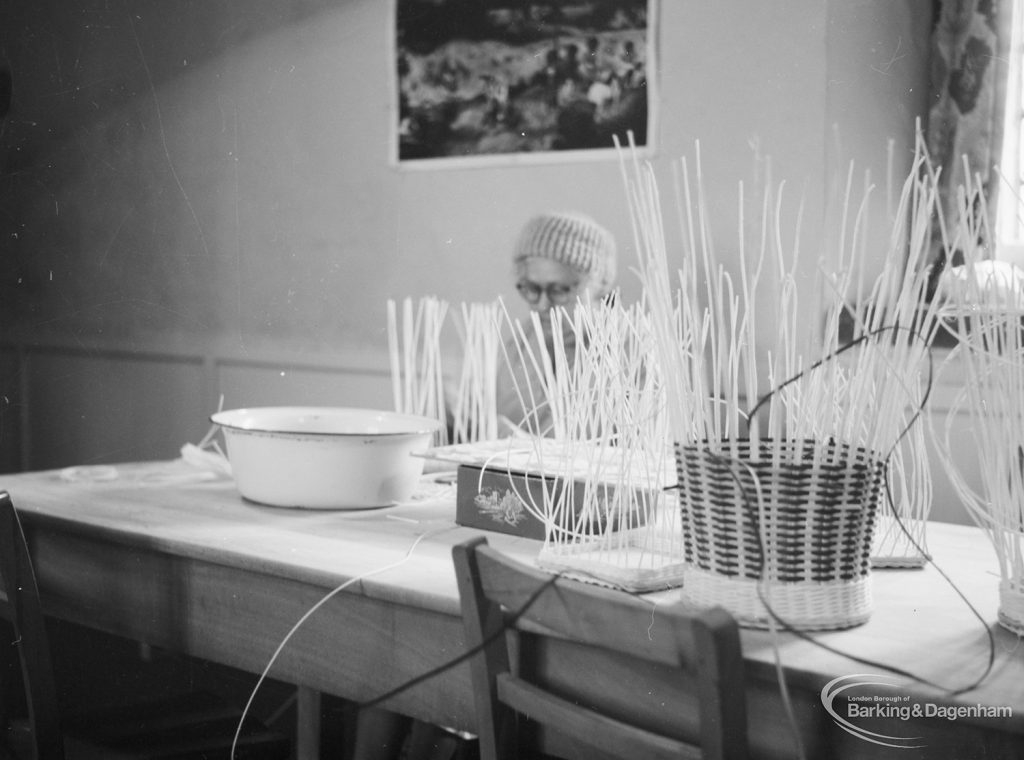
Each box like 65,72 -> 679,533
452,537 -> 749,760
0,490 -> 292,760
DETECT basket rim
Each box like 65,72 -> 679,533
673,437 -> 887,471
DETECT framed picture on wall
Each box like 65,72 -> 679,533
391,0 -> 657,168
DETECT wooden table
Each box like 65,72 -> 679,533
2,460 -> 1022,760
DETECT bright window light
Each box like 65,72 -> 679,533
997,0 -> 1024,264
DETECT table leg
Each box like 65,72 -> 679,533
296,686 -> 322,759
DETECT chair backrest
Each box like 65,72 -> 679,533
0,491 -> 66,760
452,537 -> 749,760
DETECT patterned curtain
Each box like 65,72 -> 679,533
926,0 -> 1014,273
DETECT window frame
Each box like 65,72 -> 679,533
997,0 -> 1024,264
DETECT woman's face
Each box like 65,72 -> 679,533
515,257 -> 594,339
515,257 -> 592,311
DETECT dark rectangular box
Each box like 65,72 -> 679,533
455,464 -> 648,540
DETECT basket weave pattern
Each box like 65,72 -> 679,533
674,438 -> 885,629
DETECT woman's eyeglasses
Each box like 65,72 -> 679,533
516,280 -> 578,305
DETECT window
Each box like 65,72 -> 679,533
997,0 -> 1024,264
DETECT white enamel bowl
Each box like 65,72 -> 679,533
211,407 -> 440,509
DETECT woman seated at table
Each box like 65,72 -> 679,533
495,209 -> 618,436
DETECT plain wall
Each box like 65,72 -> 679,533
0,1 -> 942,491
1,1 -> 931,350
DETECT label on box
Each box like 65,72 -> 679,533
455,464 -> 647,540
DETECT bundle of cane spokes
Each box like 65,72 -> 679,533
620,135 -> 936,629
449,299 -> 504,444
852,134 -> 943,568
388,296 -> 450,447
498,299 -> 681,591
388,296 -> 512,447
934,181 -> 1024,635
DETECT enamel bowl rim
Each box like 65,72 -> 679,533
210,406 -> 441,438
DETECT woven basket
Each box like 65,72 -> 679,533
674,438 -> 885,630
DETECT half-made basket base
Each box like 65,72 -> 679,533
537,537 -> 687,593
681,566 -> 873,631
